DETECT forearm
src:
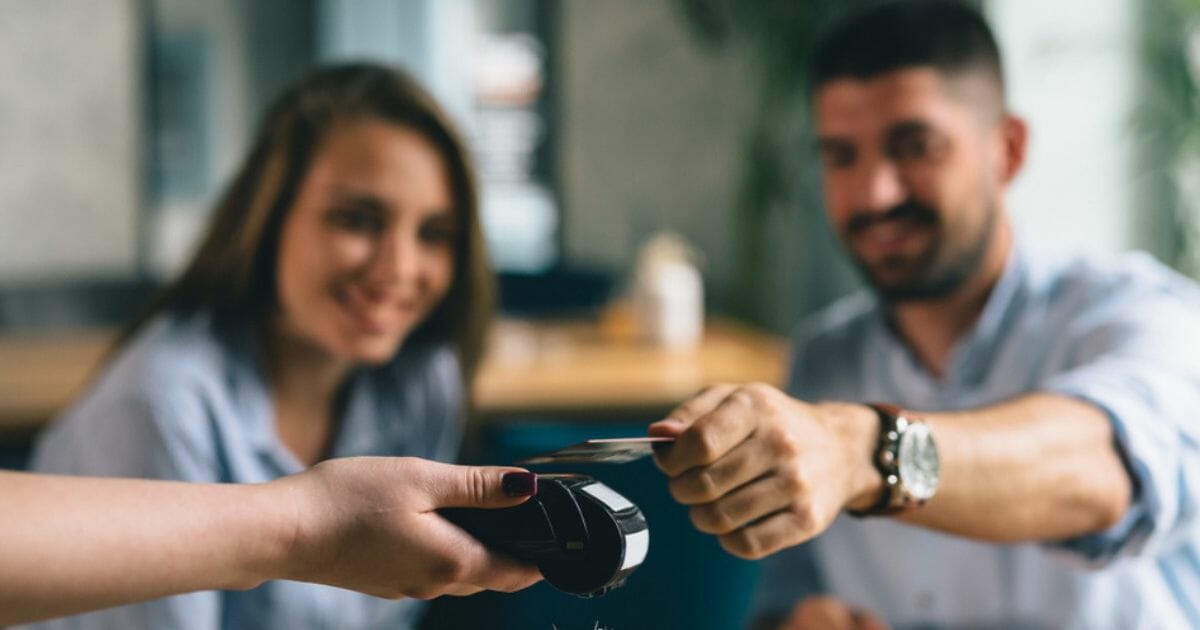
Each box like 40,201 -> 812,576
0,471 -> 293,625
891,394 -> 1133,541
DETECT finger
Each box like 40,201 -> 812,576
655,388 -> 760,477
441,583 -> 485,597
650,385 -> 739,471
437,523 -> 544,592
420,461 -> 538,510
651,384 -> 738,430
717,509 -> 816,560
647,418 -> 687,439
668,439 -> 773,504
423,519 -> 544,593
786,596 -> 856,630
850,608 -> 890,630
462,551 -> 543,593
688,475 -> 793,534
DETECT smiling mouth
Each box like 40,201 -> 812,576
852,218 -> 931,259
335,285 -> 417,336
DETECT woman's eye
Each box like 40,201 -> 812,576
419,223 -> 458,245
328,208 -> 384,234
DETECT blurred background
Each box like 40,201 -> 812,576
1,0 -> 1198,331
1,0 -> 1197,628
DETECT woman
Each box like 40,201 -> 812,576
1,460 -> 540,626
28,62 -> 505,630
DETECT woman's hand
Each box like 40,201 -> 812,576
278,456 -> 543,599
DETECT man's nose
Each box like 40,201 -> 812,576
856,159 -> 906,214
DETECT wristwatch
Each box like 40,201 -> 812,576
849,403 -> 940,516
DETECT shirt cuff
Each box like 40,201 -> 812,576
1040,373 -> 1169,565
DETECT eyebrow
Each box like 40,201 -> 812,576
816,135 -> 852,151
327,188 -> 458,223
328,189 -> 389,212
886,119 -> 937,140
886,120 -> 953,160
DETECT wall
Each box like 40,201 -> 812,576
316,0 -> 475,131
557,0 -> 857,331
148,0 -> 317,275
0,0 -> 141,283
557,1 -> 744,291
987,0 -> 1141,256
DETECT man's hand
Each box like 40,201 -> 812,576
778,596 -> 889,630
649,384 -> 880,559
280,457 -> 543,599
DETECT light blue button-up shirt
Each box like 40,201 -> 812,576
22,313 -> 464,630
752,242 -> 1200,629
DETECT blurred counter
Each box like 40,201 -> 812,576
0,318 -> 788,438
0,329 -> 113,438
476,317 -> 787,417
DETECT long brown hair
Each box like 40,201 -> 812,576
125,62 -> 494,379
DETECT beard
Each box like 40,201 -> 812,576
844,198 -> 996,303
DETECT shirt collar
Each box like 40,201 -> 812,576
869,239 -> 1028,396
219,320 -> 399,469
949,240 -> 1027,386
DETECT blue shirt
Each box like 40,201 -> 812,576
752,243 -> 1200,629
23,313 -> 465,630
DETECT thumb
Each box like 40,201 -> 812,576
852,609 -> 890,630
427,462 -> 538,510
648,418 -> 688,439
650,384 -> 738,437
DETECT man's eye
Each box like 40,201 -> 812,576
890,132 -> 947,165
820,144 -> 856,169
895,136 -> 931,161
328,209 -> 384,233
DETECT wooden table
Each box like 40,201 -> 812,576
0,318 -> 788,437
0,329 -> 114,438
474,318 -> 788,418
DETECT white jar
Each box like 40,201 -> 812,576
633,234 -> 704,349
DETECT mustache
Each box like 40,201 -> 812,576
846,200 -> 939,236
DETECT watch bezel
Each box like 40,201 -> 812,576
896,419 -> 939,502
849,403 -> 940,517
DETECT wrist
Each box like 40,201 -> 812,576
250,474 -> 316,588
849,404 -> 941,516
818,402 -> 884,512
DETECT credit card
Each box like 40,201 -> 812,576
518,437 -> 676,465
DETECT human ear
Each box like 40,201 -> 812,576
998,113 -> 1029,184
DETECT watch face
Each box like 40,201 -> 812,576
897,422 -> 940,500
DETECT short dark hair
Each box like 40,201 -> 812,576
811,1 -> 1005,102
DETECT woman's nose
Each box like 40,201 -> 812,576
366,229 -> 420,287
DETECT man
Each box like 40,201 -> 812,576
651,1 -> 1200,628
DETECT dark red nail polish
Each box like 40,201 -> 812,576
502,472 -> 538,497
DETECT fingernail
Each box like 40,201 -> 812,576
502,472 -> 538,497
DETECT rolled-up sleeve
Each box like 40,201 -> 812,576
1042,274 -> 1200,566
